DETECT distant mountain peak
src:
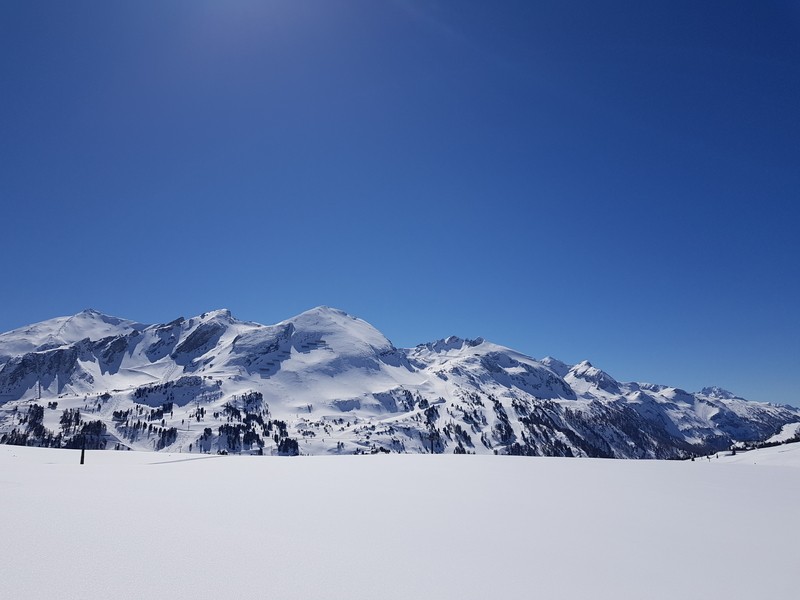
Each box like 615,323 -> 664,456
288,306 -> 355,324
567,360 -> 620,394
310,305 -> 346,314
699,386 -> 739,400
540,356 -> 571,377
277,305 -> 395,355
75,308 -> 117,320
416,336 -> 485,353
73,308 -> 144,328
301,305 -> 347,315
198,308 -> 234,322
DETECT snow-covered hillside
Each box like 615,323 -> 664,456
1,306 -> 798,457
2,443 -> 798,600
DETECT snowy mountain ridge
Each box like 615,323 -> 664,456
1,306 -> 798,457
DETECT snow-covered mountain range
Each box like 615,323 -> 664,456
1,306 -> 797,457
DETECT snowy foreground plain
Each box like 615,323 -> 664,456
3,444 -> 798,600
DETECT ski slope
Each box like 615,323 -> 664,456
2,444 -> 797,599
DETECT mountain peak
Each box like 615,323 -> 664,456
288,306 -> 357,326
567,360 -> 620,394
73,308 -> 143,329
301,305 -> 349,318
199,308 -> 234,322
540,356 -> 571,377
415,336 -> 485,354
699,386 -> 739,400
76,308 -> 118,321
282,306 -> 394,354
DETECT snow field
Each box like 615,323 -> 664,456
2,445 -> 798,600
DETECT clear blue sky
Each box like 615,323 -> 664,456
1,1 -> 798,404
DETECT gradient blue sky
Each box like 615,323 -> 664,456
1,1 -> 798,404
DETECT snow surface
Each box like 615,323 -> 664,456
1,444 -> 797,600
765,422 -> 800,444
0,308 -> 143,359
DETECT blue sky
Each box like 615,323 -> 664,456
1,1 -> 798,404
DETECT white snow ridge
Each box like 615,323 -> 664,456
0,306 -> 798,457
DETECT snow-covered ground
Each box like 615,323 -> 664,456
2,444 -> 797,599
765,421 -> 800,444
